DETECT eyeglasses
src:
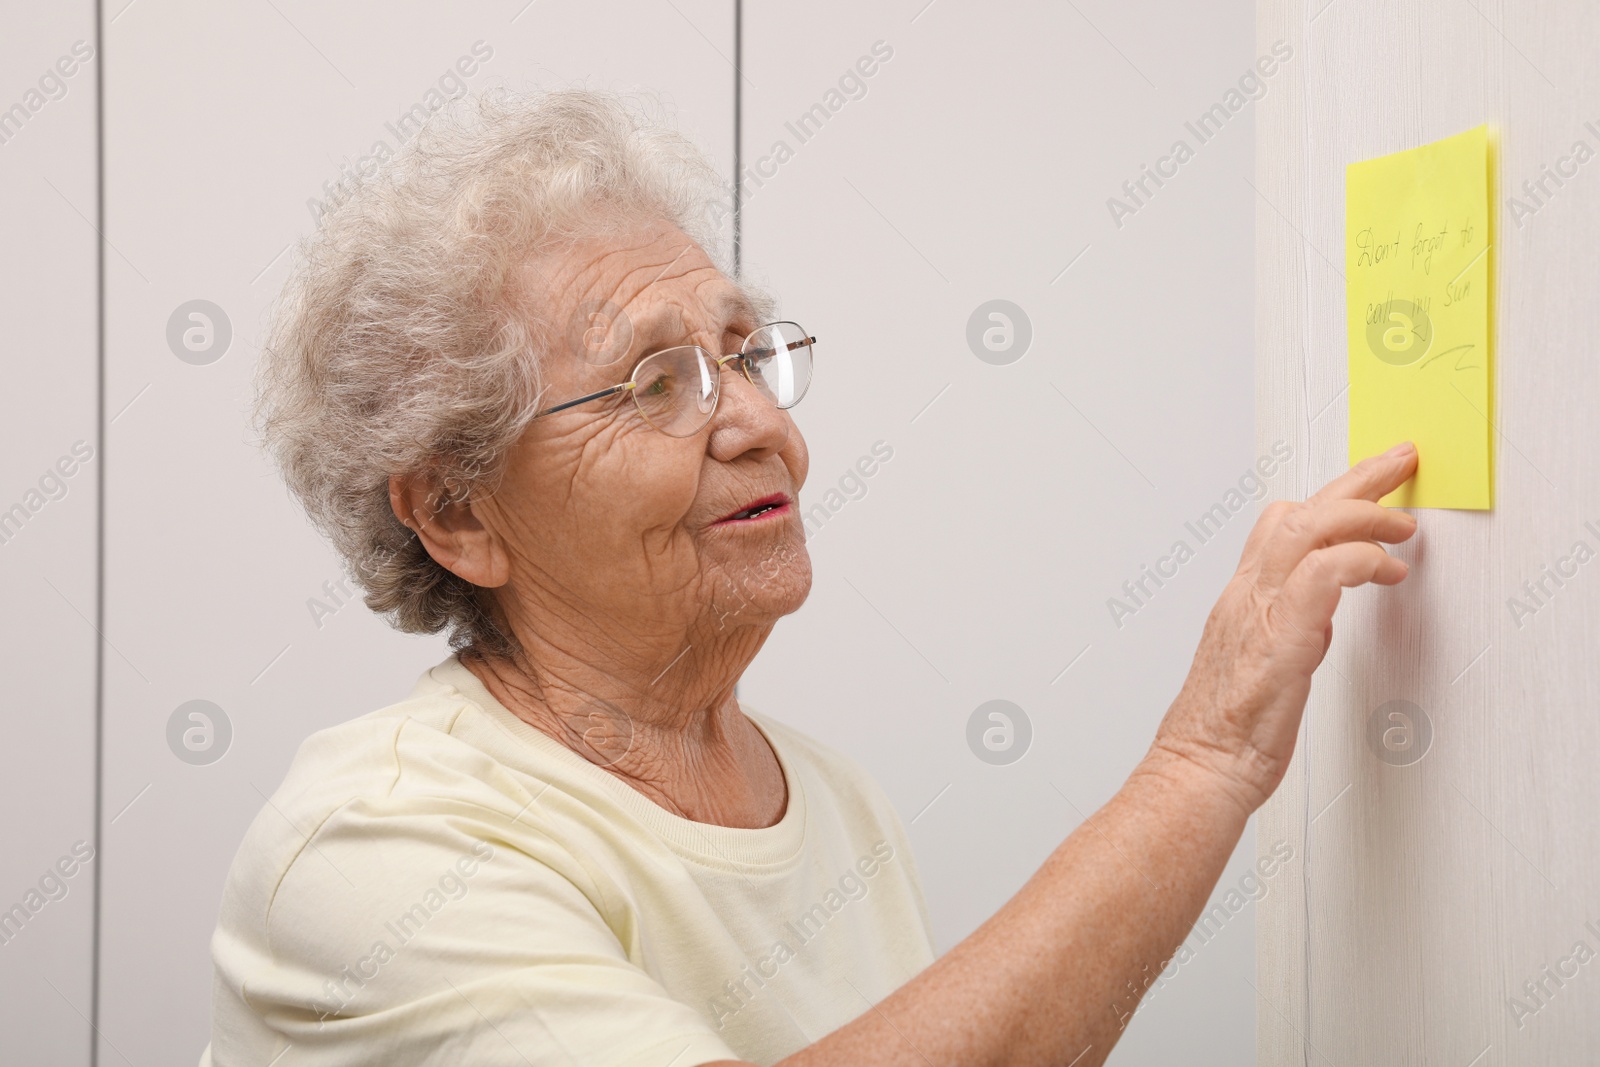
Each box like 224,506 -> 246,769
531,321 -> 815,438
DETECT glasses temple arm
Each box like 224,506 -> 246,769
742,335 -> 817,359
532,382 -> 632,419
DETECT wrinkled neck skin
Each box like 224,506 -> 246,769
462,583 -> 789,830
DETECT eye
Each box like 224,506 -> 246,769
634,362 -> 678,406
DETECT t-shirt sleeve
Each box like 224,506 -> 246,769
211,798 -> 741,1067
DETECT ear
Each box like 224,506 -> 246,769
388,472 -> 511,589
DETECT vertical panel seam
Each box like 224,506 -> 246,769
732,0 -> 743,280
90,0 -> 106,1063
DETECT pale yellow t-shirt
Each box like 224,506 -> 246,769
202,655 -> 937,1066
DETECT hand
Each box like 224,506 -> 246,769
1148,442 -> 1420,814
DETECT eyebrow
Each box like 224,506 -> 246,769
631,288 -> 762,359
714,287 -> 762,327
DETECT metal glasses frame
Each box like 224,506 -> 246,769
530,322 -> 816,428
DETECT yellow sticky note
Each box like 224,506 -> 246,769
1346,124 -> 1494,509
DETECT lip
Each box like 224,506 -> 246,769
712,493 -> 793,525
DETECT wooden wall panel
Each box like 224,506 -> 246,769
1257,1 -> 1600,1063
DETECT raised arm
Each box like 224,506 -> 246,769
713,442 -> 1420,1067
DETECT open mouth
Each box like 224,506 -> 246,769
715,494 -> 791,524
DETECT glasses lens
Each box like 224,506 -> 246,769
742,322 -> 812,409
631,346 -> 718,436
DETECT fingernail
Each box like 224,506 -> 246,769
1384,441 -> 1416,457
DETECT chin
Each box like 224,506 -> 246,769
710,534 -> 813,628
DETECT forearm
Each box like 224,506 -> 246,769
766,450 -> 1421,1067
779,741 -> 1250,1067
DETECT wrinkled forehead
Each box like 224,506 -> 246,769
625,285 -> 762,349
521,223 -> 771,385
522,223 -> 767,357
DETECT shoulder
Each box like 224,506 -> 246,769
243,658 -> 505,833
214,657 -> 570,935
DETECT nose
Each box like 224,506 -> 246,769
707,359 -> 790,462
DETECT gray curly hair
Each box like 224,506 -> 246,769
255,88 -> 744,658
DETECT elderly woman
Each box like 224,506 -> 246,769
203,89 -> 1419,1066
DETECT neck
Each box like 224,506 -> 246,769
461,608 -> 787,829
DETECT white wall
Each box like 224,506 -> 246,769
737,2 -> 1263,1063
1256,0 -> 1600,1063
5,2 -> 1265,1063
0,3 -> 99,1064
96,3 -> 733,1063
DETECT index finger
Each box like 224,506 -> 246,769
1307,441 -> 1418,506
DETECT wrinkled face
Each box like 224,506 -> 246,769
476,220 -> 812,645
